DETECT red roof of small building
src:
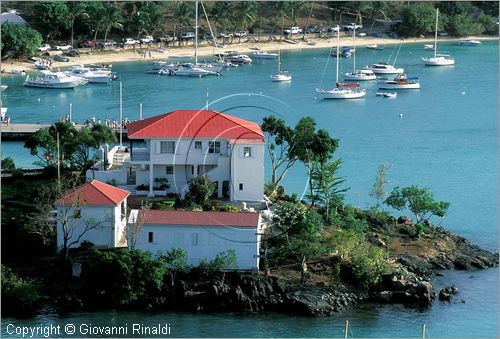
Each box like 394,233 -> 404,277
142,210 -> 260,228
55,179 -> 129,206
127,110 -> 264,142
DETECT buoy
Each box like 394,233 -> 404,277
399,113 -> 403,118
38,98 -> 41,102
461,91 -> 466,95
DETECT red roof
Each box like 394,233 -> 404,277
127,110 -> 264,142
143,210 -> 260,228
55,179 -> 129,206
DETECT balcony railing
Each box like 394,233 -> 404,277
131,148 -> 150,161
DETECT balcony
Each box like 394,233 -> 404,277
131,148 -> 150,161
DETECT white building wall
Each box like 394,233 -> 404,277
56,205 -> 117,249
148,138 -> 229,166
136,224 -> 260,270
231,142 -> 265,202
114,202 -> 127,247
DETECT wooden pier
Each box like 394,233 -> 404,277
0,123 -> 128,141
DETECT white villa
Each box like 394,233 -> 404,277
54,179 -> 129,249
88,109 -> 265,202
131,209 -> 263,270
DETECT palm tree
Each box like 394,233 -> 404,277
67,2 -> 88,48
275,1 -> 290,40
172,1 -> 193,46
368,1 -> 392,32
135,2 -> 163,37
348,1 -> 372,26
287,1 -> 306,40
210,1 -> 232,38
233,1 -> 257,43
101,3 -> 123,43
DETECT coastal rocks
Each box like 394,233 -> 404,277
397,254 -> 433,277
438,285 -> 458,301
371,271 -> 434,305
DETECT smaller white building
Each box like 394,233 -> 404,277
132,210 -> 263,270
55,180 -> 129,249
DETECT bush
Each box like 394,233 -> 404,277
1,157 -> 16,171
1,265 -> 40,316
1,23 -> 43,58
198,249 -> 239,273
351,245 -> 390,288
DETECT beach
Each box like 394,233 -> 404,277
2,34 -> 497,72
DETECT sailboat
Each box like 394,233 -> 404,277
422,8 -> 455,66
344,27 -> 377,81
315,26 -> 366,99
270,50 -> 291,82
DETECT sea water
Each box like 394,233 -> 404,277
1,41 -> 498,337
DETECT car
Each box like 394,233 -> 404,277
55,45 -> 72,51
123,38 -> 139,45
327,26 -> 340,32
102,40 -> 116,46
180,32 -> 195,40
283,26 -> 303,35
37,44 -> 51,52
139,36 -> 154,43
78,40 -> 95,48
155,34 -> 174,43
234,31 -> 248,37
217,32 -> 233,39
357,32 -> 366,37
343,23 -> 363,31
306,25 -> 321,33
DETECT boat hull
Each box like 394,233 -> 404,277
379,83 -> 420,90
316,88 -> 366,99
370,68 -> 404,75
422,57 -> 455,66
24,81 -> 81,89
270,74 -> 292,82
344,72 -> 377,81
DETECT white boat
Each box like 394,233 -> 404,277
424,44 -> 434,50
24,71 -> 88,89
66,67 -> 111,83
460,40 -> 481,46
172,63 -> 219,77
344,27 -> 377,81
316,26 -> 366,100
251,51 -> 278,59
223,54 -> 252,64
270,50 -> 291,82
366,44 -> 384,50
365,62 -> 404,75
422,9 -> 455,66
379,74 -> 420,90
1,85 -> 7,91
383,92 -> 397,98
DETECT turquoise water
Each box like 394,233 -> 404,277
1,41 -> 498,337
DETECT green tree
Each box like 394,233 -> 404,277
369,163 -> 390,210
161,248 -> 188,288
67,2 -> 89,48
211,1 -> 232,37
85,2 -> 106,44
275,1 -> 290,39
271,200 -> 308,235
133,2 -> 163,37
0,24 -> 43,58
1,156 -> 16,171
396,3 -> 437,37
172,1 -> 193,46
446,13 -> 484,37
33,2 -> 70,41
308,159 -> 349,216
185,175 -> 216,210
384,185 -> 450,224
101,2 -> 124,43
347,1 -> 372,26
232,1 -> 257,43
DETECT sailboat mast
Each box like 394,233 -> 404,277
434,8 -> 439,58
195,0 -> 199,64
277,50 -> 281,73
336,26 -> 340,84
352,26 -> 356,72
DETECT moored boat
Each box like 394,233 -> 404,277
422,9 -> 455,66
460,39 -> 481,46
379,74 -> 420,90
251,51 -> 278,59
24,71 -> 88,89
365,62 -> 404,75
366,44 -> 384,50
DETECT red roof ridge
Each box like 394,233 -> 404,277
217,111 -> 264,138
142,209 -> 260,227
55,179 -> 129,206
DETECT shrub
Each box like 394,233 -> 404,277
1,157 -> 16,171
1,265 -> 40,316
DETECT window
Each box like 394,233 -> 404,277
239,183 -> 243,191
194,141 -> 202,149
160,141 -> 175,154
243,146 -> 252,157
166,165 -> 174,174
148,232 -> 154,243
192,233 -> 199,245
208,141 -> 220,154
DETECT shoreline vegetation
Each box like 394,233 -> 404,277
2,35 -> 498,72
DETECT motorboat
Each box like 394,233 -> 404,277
172,63 -> 219,77
251,51 -> 278,59
379,74 -> 420,90
24,71 -> 88,89
365,62 -> 404,75
366,44 -> 384,50
460,40 -> 481,46
66,65 -> 112,83
383,92 -> 397,98
344,28 -> 377,81
223,54 -> 252,64
424,44 -> 434,50
1,85 -> 7,91
330,46 -> 352,58
316,27 -> 366,99
422,9 -> 455,66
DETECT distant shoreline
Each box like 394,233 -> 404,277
1,35 -> 498,73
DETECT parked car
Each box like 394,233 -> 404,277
327,26 -> 340,32
306,25 -> 321,33
78,40 -> 95,48
102,40 -> 116,46
55,45 -> 72,51
233,31 -> 248,37
283,26 -> 303,35
357,32 -> 366,37
155,34 -> 174,43
123,38 -> 139,45
37,44 -> 51,52
180,32 -> 195,40
217,32 -> 233,39
139,35 -> 154,43
343,23 -> 363,31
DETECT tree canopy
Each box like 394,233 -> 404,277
1,24 -> 43,58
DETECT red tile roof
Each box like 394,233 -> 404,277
55,180 -> 129,206
143,210 -> 260,228
127,110 -> 264,142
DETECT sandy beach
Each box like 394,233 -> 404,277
1,34 -> 497,73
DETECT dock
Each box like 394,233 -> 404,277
0,123 -> 128,141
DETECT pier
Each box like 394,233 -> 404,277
0,123 -> 128,141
